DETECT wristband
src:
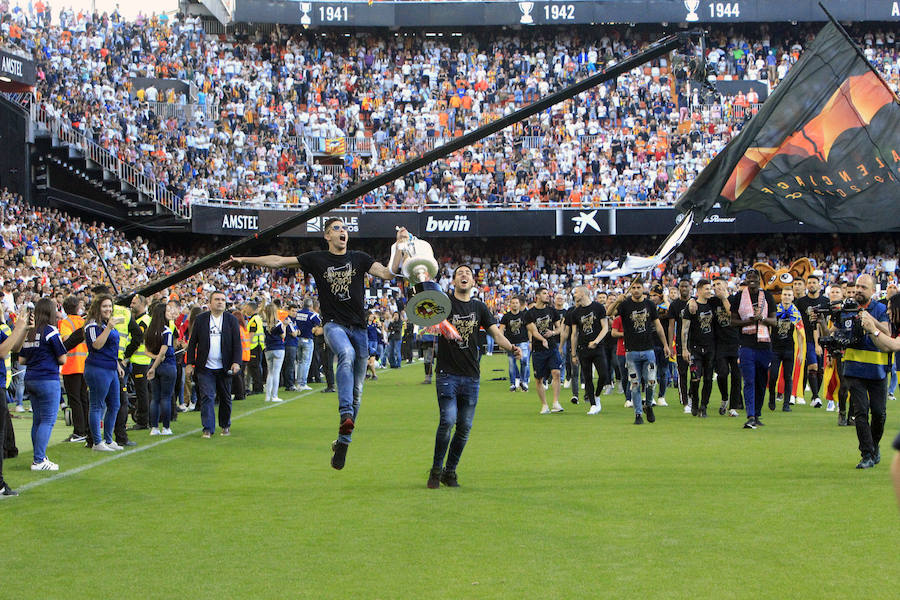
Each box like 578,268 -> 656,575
872,330 -> 881,338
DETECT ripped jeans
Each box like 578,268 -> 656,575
625,350 -> 657,414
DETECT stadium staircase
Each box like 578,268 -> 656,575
29,104 -> 191,231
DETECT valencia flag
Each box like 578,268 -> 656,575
676,20 -> 900,233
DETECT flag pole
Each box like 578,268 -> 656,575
118,33 -> 690,305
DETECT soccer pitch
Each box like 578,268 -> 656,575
4,355 -> 899,599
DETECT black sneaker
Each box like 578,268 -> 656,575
0,482 -> 18,498
856,457 -> 875,469
700,407 -> 708,418
768,397 -> 776,411
837,413 -> 848,426
331,440 -> 349,470
440,470 -> 459,487
570,395 -> 579,405
874,446 -> 881,465
782,404 -> 792,412
427,468 -> 442,489
509,385 -> 517,392
321,387 -> 336,394
691,404 -> 699,417
743,419 -> 757,429
644,402 -> 655,423
754,417 -> 765,427
634,414 -> 644,425
719,401 -> 727,416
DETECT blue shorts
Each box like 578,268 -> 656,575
806,342 -> 817,366
532,348 -> 562,380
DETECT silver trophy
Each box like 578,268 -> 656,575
393,234 -> 452,327
684,0 -> 700,22
300,2 -> 312,26
518,2 -> 534,25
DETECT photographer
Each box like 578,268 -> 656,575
841,275 -> 891,470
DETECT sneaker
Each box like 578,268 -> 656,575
634,414 -> 644,425
587,403 -> 602,415
188,402 -> 196,411
776,394 -> 783,403
31,458 -> 59,471
563,380 -> 571,389
14,405 -> 24,413
539,407 -> 550,415
719,401 -> 727,416
875,447 -> 882,465
108,441 -> 124,450
220,427 -> 230,436
177,403 -> 189,413
339,415 -> 355,435
509,385 -> 517,392
811,398 -> 822,408
331,440 -> 349,470
519,383 -> 529,392
826,400 -> 836,412
794,396 -> 806,405
0,482 -> 18,498
683,404 -> 692,414
768,397 -> 776,411
321,387 -> 336,393
149,428 -> 161,436
890,395 -> 896,401
64,434 -> 87,443
160,428 -> 173,436
743,419 -> 757,429
427,468 -> 442,489
729,409 -> 740,417
657,398 -> 668,407
550,405 -> 564,413
570,395 -> 579,405
691,404 -> 699,417
838,413 -> 848,426
700,407 -> 708,418
644,402 -> 656,423
92,442 -> 115,452
202,431 -> 212,439
624,400 -> 633,408
754,417 -> 765,427
782,404 -> 792,412
856,457 -> 875,469
271,397 -> 284,403
298,385 -> 312,391
440,470 -> 460,487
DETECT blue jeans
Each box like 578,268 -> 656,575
889,352 -> 898,396
389,339 -> 402,368
265,349 -> 285,401
150,363 -> 176,428
323,323 -> 368,444
85,364 -> 120,445
298,338 -> 314,386
196,367 -> 232,434
625,350 -> 657,413
508,342 -> 531,385
486,335 -> 495,355
433,373 -> 480,472
26,379 -> 60,463
282,345 -> 298,389
13,364 -> 25,407
739,346 -> 772,418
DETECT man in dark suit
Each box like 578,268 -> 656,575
186,291 -> 242,437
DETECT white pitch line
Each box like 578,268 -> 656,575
16,389 -> 317,493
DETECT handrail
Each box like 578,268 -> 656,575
33,103 -> 191,219
191,197 -> 672,211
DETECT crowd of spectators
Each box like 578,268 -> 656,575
4,4 -> 900,211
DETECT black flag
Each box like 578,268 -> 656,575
676,21 -> 900,233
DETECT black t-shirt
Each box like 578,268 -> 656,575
525,305 -> 562,353
500,310 -> 529,345
618,297 -> 659,352
297,250 -> 375,328
713,298 -> 739,354
795,294 -> 829,340
436,296 -> 496,378
570,302 -> 608,351
653,303 -> 670,348
729,290 -> 777,350
772,304 -> 797,352
668,297 -> 690,352
683,297 -> 720,351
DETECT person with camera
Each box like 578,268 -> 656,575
841,275 -> 891,469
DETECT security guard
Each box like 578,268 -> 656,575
243,301 -> 266,395
60,296 -> 89,443
129,295 -> 152,430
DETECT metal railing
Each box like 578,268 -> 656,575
33,104 -> 191,219
192,196 -> 673,211
145,100 -> 220,123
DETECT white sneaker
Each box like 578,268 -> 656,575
826,400 -> 836,412
581,383 -> 585,390
188,402 -> 196,411
683,404 -> 692,414
149,428 -> 161,436
92,442 -> 115,452
776,394 -> 784,402
160,428 -> 173,435
811,398 -> 822,408
657,398 -> 668,407
624,400 -> 633,408
729,409 -> 740,417
271,397 -> 284,403
603,385 -> 612,395
890,395 -> 896,401
14,405 -> 25,413
107,441 -> 123,450
551,405 -> 565,413
539,406 -> 550,415
794,396 -> 806,405
587,403 -> 602,415
563,380 -> 571,389
299,385 -> 312,391
31,458 -> 59,471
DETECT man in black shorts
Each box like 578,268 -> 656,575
427,265 -> 521,489
229,219 -> 406,470
525,287 -> 565,414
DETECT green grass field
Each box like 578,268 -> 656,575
3,355 -> 899,599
